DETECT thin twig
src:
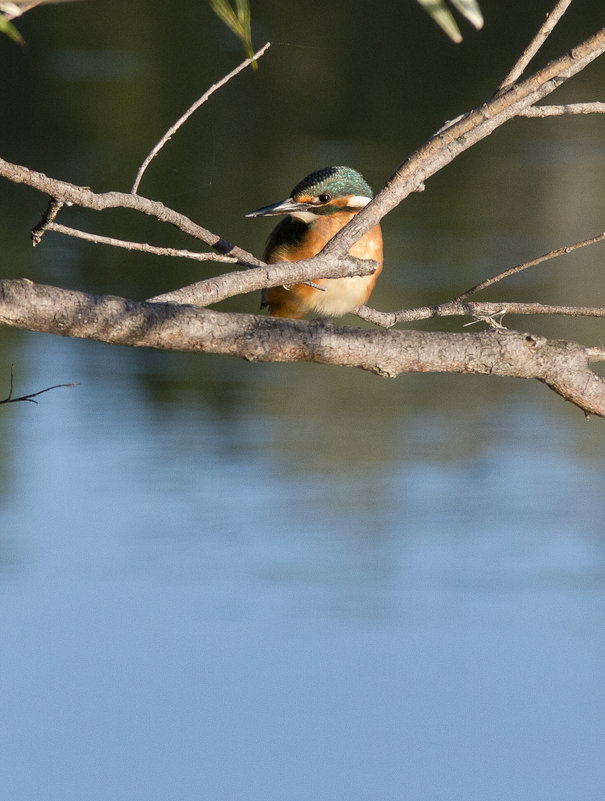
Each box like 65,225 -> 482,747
46,222 -> 240,263
451,232 -> 605,303
46,222 -> 325,290
131,41 -> 271,194
354,300 -> 605,329
519,102 -> 605,116
499,0 -> 573,91
1,363 -> 79,405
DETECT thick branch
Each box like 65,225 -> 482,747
319,26 -> 605,261
147,255 -> 377,305
1,278 -> 605,417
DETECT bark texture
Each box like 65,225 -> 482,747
2,278 -> 604,416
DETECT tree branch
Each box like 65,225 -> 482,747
519,102 -> 605,116
46,222 -> 240,263
0,156 -> 262,265
451,232 -> 605,302
31,196 -> 64,245
2,4 -> 605,422
350,231 -> 605,328
147,255 -> 377,305
131,42 -> 271,194
499,0 -> 573,90
1,24 -> 604,308
355,300 -> 605,328
1,277 -> 605,417
0,158 -> 377,298
145,18 -> 605,310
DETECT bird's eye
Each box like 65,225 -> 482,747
318,193 -> 331,204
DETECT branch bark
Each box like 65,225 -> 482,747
355,300 -> 605,327
2,277 -> 605,416
519,102 -> 605,116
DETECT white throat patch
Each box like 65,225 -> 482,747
290,210 -> 319,223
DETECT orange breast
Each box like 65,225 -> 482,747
263,212 -> 383,319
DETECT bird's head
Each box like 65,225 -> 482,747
246,166 -> 373,223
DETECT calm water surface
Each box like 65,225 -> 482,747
2,336 -> 605,801
2,1 -> 605,799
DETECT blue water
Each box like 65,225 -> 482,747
2,336 -> 605,801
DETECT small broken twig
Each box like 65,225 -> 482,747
1,363 -> 79,405
31,197 -> 64,246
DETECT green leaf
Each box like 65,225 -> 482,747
416,0 -> 483,42
0,13 -> 25,44
209,0 -> 255,64
449,0 -> 483,30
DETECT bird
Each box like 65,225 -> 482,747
246,166 -> 383,319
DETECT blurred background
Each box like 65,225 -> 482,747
1,1 -> 605,799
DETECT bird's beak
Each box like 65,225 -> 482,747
245,197 -> 311,218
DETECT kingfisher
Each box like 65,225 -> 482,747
246,166 -> 383,319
